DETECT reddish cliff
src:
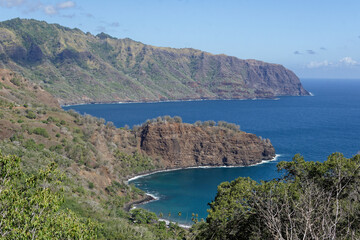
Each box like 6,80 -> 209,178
139,122 -> 275,168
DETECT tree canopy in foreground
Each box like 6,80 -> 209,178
0,151 -> 99,239
192,153 -> 360,240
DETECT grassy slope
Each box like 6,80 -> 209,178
0,18 -> 308,105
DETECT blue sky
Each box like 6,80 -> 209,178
1,0 -> 360,79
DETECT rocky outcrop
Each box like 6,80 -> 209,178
139,122 -> 275,168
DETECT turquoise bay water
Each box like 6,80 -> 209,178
64,79 -> 360,225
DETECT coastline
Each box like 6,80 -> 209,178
124,194 -> 157,212
125,154 -> 280,228
127,154 -> 281,183
60,96 -> 284,108
158,218 -> 192,229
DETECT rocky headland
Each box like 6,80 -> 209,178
138,121 -> 275,168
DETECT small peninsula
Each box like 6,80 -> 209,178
138,120 -> 275,168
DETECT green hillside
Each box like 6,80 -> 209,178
0,69 -> 186,239
1,59 -> 358,240
0,18 -> 309,105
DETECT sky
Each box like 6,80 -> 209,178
0,0 -> 360,79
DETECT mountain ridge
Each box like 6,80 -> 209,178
0,18 -> 309,105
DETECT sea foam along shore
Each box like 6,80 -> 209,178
131,203 -> 193,229
127,154 -> 281,183
158,218 -> 192,229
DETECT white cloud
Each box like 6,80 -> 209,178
44,5 -> 57,15
307,57 -> 359,69
339,57 -> 358,66
0,0 -> 76,15
0,0 -> 25,8
43,1 -> 75,15
57,1 -> 75,9
307,60 -> 331,68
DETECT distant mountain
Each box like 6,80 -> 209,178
0,18 -> 309,105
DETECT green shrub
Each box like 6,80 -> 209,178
75,185 -> 85,194
173,116 -> 182,123
24,139 -> 44,151
74,128 -> 81,134
10,77 -> 21,86
130,208 -> 158,224
114,151 -> 155,175
105,181 -> 125,195
47,116 -> 56,122
0,152 -> 100,239
10,134 -> 24,142
49,144 -> 63,153
32,127 -> 49,138
25,110 -> 36,119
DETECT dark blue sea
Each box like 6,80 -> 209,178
63,79 -> 360,225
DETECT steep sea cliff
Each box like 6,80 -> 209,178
0,18 -> 309,105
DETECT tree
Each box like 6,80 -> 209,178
173,116 -> 182,123
129,208 -> 158,224
0,151 -> 99,239
194,153 -> 360,240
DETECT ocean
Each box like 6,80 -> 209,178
63,79 -> 360,225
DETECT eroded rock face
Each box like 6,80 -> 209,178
139,122 -> 275,168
